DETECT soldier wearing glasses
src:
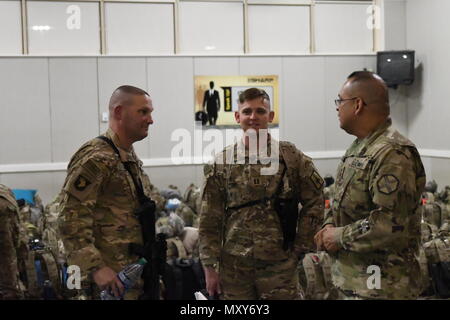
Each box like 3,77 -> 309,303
314,71 -> 426,299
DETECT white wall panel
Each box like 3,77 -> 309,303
315,3 -> 373,53
0,171 -> 66,204
383,0 -> 406,50
97,57 -> 149,158
178,1 -> 244,54
105,2 -> 174,55
428,158 -> 450,191
387,87 -> 408,137
144,165 -> 201,196
0,1 -> 22,55
193,57 -> 239,76
282,56 -> 326,151
146,57 -> 194,159
312,158 -> 340,178
27,1 -> 100,55
248,5 -> 310,54
406,0 -> 450,150
0,58 -> 51,164
49,58 -> 99,162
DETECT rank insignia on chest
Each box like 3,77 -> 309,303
253,178 -> 261,185
74,175 -> 91,192
377,174 -> 399,195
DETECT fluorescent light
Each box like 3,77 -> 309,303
31,25 -> 51,31
205,45 -> 216,51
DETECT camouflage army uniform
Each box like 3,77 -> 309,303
58,128 -> 154,300
199,138 -> 324,300
324,119 -> 426,300
0,184 -> 24,299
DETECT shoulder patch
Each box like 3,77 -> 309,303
74,175 -> 92,192
377,174 -> 399,195
310,170 -> 324,190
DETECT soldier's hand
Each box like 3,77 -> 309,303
92,266 -> 125,298
204,266 -> 222,298
314,224 -> 333,251
322,227 -> 340,253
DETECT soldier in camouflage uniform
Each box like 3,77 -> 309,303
0,184 -> 25,299
315,71 -> 426,300
58,85 -> 155,300
199,88 -> 324,300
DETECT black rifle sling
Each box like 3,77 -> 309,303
97,136 -> 147,204
98,135 -> 162,300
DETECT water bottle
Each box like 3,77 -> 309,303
100,257 -> 147,300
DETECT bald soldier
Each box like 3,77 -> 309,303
315,71 -> 426,299
0,184 -> 24,299
199,88 -> 324,300
58,85 -> 155,299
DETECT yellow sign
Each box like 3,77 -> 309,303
194,75 -> 279,127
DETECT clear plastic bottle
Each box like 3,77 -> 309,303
100,257 -> 147,300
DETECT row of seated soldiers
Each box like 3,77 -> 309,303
1,182 -> 202,300
4,176 -> 450,300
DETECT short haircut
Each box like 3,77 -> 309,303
113,85 -> 149,98
238,88 -> 271,109
346,70 -> 390,115
347,70 -> 383,82
108,85 -> 150,115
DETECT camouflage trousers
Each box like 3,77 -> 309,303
220,252 -> 302,300
335,288 -> 364,300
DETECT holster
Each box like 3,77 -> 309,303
274,196 -> 300,251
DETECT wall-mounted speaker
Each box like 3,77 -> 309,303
377,50 -> 415,89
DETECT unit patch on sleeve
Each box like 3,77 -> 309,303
377,174 -> 399,195
310,170 -> 324,190
74,175 -> 91,192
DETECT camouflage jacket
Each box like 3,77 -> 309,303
324,119 -> 426,299
199,138 -> 324,266
0,184 -> 24,299
58,128 -> 153,283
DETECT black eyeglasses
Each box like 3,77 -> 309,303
334,97 -> 358,107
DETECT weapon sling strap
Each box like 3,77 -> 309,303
97,136 -> 147,205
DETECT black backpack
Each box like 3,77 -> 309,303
162,257 -> 205,300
